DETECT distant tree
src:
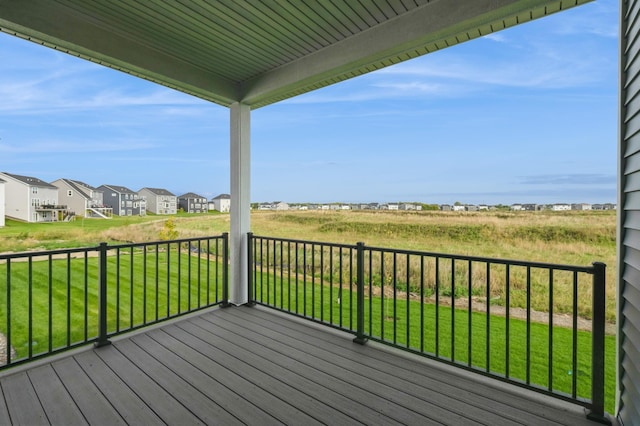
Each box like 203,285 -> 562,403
421,204 -> 439,211
454,201 -> 462,206
159,218 -> 179,241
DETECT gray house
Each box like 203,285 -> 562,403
178,192 -> 208,213
52,178 -> 112,219
138,187 -> 177,215
98,184 -> 146,216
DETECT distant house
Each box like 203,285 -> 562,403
274,201 -> 289,211
440,204 -> 452,211
0,172 -> 70,222
178,193 -> 208,213
478,204 -> 489,211
551,203 -> 571,211
0,179 -> 5,227
452,205 -> 465,212
139,188 -> 177,215
98,184 -> 146,216
52,178 -> 112,219
571,203 -> 592,211
400,203 -> 416,211
522,203 -> 538,211
510,204 -> 524,211
465,205 -> 479,212
211,193 -> 231,212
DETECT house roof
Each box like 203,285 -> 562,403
213,194 -> 231,200
178,192 -> 206,200
140,187 -> 176,196
1,172 -> 57,189
99,184 -> 136,194
0,1 -> 590,109
54,178 -> 92,200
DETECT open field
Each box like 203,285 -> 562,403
0,209 -> 617,321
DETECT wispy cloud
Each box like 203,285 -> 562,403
519,174 -> 616,185
0,139 -> 155,154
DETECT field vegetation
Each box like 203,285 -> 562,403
0,209 -> 616,321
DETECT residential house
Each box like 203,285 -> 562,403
139,187 -> 177,215
399,203 -> 416,210
440,204 -> 452,211
0,179 -> 4,227
511,204 -> 524,211
52,178 -> 112,219
452,205 -> 466,212
178,193 -> 208,213
571,203 -> 592,211
465,205 -> 479,212
211,193 -> 231,212
522,203 -> 538,211
551,203 -> 571,211
98,184 -> 146,216
0,172 -> 69,223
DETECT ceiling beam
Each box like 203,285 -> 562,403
241,0 -> 589,108
0,0 -> 240,106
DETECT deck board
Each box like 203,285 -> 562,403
27,364 -> 87,425
0,305 -> 596,425
50,357 -> 126,426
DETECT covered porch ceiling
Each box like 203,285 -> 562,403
0,0 -> 590,109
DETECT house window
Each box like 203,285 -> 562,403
67,190 -> 73,197
32,187 -> 38,194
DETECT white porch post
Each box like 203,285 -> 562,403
229,102 -> 251,305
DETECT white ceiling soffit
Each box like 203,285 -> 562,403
0,0 -> 591,109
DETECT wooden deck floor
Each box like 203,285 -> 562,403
0,305 -> 596,425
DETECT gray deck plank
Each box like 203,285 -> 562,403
182,316 -> 449,425
95,343 -> 205,426
129,332 -> 280,426
159,324 -> 328,426
193,310 -> 517,426
74,350 -> 164,425
113,338 -> 243,425
27,364 -> 87,426
0,387 -> 13,426
51,357 -> 127,426
176,319 -> 411,426
0,372 -> 48,425
231,306 -> 593,426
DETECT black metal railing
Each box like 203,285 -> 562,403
0,233 -> 228,367
248,233 -> 609,421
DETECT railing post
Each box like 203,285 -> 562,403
587,262 -> 610,424
353,242 -> 368,344
95,243 -> 111,348
247,232 -> 255,306
221,233 -> 230,307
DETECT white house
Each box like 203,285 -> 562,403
0,179 -> 5,227
211,193 -> 231,212
551,203 -> 571,211
0,172 -> 66,222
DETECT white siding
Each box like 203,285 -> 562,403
620,0 -> 640,422
0,181 -> 5,227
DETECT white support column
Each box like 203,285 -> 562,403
229,102 -> 251,305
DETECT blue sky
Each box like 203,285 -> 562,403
0,1 -> 618,205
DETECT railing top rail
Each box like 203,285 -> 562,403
0,246 -> 100,260
103,234 -> 227,251
250,234 -> 599,274
363,244 -> 598,274
250,234 -> 358,250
